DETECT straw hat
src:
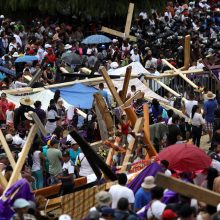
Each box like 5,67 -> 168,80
20,97 -> 34,106
95,191 -> 112,206
12,52 -> 19,57
64,44 -> 72,50
24,111 -> 34,120
204,91 -> 216,100
141,176 -> 156,189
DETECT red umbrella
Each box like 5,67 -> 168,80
158,143 -> 211,172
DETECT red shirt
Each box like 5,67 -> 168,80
0,99 -> 8,120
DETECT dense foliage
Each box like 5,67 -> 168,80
0,0 -> 165,17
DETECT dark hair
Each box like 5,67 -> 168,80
53,90 -> 60,104
34,100 -> 41,108
191,105 -> 199,119
117,198 -> 129,211
117,173 -> 127,186
99,83 -> 104,89
53,126 -> 63,139
167,109 -> 174,118
178,204 -> 196,218
207,167 -> 218,190
151,186 -> 164,200
172,114 -> 180,124
48,99 -> 57,112
131,85 -> 136,91
152,99 -> 159,110
161,160 -> 169,169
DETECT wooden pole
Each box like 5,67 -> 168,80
94,102 -> 109,141
100,66 -> 123,106
101,27 -> 137,42
94,93 -> 114,132
122,91 -> 144,109
0,130 -> 16,168
121,66 -> 132,102
153,79 -> 181,98
143,104 -> 157,157
162,59 -> 198,89
31,112 -> 48,137
121,117 -> 144,172
5,124 -> 38,191
155,173 -> 220,207
28,69 -> 42,87
124,3 -> 134,37
0,172 -> 7,189
181,35 -> 191,70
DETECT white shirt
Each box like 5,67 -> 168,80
191,112 -> 205,126
63,160 -> 74,174
6,110 -> 14,124
131,54 -> 140,62
13,34 -> 22,47
184,100 -> 198,122
147,200 -> 166,220
10,81 -> 27,89
47,109 -> 58,120
75,153 -> 95,177
109,184 -> 135,209
32,150 -> 41,172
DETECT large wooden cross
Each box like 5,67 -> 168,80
101,3 -> 137,41
99,66 -> 157,171
155,173 -> 220,206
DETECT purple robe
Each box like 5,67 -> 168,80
0,178 -> 35,220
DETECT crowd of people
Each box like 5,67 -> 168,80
1,0 -> 220,219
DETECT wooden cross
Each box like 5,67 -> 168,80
162,59 -> 199,90
101,3 -> 137,41
180,35 -> 191,70
4,124 -> 38,192
99,66 -> 157,171
155,173 -> 220,207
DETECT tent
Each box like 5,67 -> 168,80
108,78 -> 169,103
51,83 -> 98,109
108,62 -> 160,77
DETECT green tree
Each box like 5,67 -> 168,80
0,0 -> 165,17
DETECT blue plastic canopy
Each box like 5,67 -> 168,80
51,83 -> 98,109
15,55 -> 38,63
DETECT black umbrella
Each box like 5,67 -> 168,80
61,52 -> 82,65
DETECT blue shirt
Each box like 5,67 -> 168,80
134,187 -> 151,210
204,99 -> 218,123
98,90 -> 110,104
69,148 -> 81,164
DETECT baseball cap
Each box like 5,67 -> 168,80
5,134 -> 13,142
50,138 -> 59,146
58,214 -> 72,220
162,209 -> 177,220
13,198 -> 30,209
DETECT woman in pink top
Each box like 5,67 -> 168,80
0,93 -> 8,126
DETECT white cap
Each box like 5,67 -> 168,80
0,15 -> 4,19
64,44 -> 72,50
217,203 -> 220,212
45,43 -> 52,49
59,214 -> 72,220
112,39 -> 118,43
13,198 -> 30,209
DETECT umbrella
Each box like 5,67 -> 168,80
82,34 -> 112,44
61,52 -> 82,65
0,66 -> 16,76
158,143 -> 212,172
15,55 -> 38,63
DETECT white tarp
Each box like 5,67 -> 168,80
2,90 -> 71,110
108,62 -> 150,77
107,78 -> 168,103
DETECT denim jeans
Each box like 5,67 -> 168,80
32,170 -> 44,190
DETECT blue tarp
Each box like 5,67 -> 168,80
51,83 -> 98,109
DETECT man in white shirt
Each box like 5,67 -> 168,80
58,151 -> 74,195
130,49 -> 140,62
109,173 -> 135,209
183,94 -> 198,140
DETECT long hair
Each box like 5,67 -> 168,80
207,167 -> 218,190
191,105 -> 199,119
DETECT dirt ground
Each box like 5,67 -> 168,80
199,134 -> 210,151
